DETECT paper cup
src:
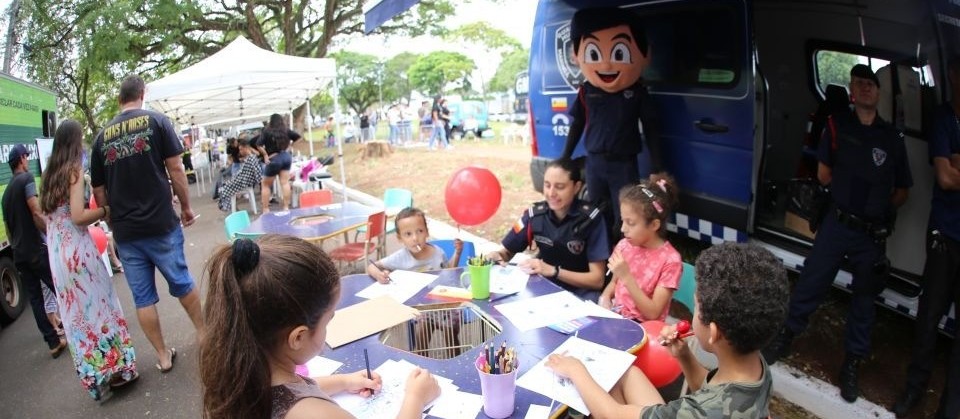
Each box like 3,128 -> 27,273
476,360 -> 518,418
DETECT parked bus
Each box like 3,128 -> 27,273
527,0 -> 957,333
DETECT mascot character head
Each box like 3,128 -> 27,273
571,7 -> 649,93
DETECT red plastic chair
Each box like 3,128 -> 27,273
300,189 -> 333,208
329,211 -> 387,267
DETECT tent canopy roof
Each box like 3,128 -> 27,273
145,36 -> 336,126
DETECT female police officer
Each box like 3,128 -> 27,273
486,158 -> 610,301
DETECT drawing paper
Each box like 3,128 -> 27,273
516,336 -> 635,415
325,296 -> 419,348
494,291 -> 592,331
355,270 -> 437,303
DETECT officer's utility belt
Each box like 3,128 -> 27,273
835,208 -> 892,239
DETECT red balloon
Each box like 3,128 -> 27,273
88,195 -> 98,210
444,166 -> 502,226
88,226 -> 108,254
633,320 -> 683,388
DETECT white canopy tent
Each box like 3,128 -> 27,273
144,36 -> 346,197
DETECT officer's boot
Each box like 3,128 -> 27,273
760,326 -> 794,365
838,354 -> 863,402
892,386 -> 923,418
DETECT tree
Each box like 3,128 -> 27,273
489,48 -> 528,93
18,0 -> 457,136
330,50 -> 380,115
445,21 -> 521,97
383,51 -> 420,104
817,51 -> 859,91
408,51 -> 475,95
445,22 -> 520,54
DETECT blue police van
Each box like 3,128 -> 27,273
527,0 -> 958,334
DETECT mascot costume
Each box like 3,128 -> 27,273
561,7 -> 662,239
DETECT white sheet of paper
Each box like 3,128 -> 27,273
304,356 -> 343,377
494,291 -> 592,331
355,270 -> 437,303
489,265 -> 530,294
517,336 -> 636,415
581,299 -> 626,320
523,404 -> 552,419
426,390 -> 483,419
332,359 -> 457,417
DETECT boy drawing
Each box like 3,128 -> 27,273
366,207 -> 462,283
546,243 -> 789,418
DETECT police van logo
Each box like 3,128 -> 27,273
567,240 -> 585,255
872,148 -> 887,166
555,22 -> 584,89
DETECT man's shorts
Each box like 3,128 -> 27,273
117,227 -> 195,308
263,151 -> 292,177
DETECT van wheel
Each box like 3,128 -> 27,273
0,257 -> 25,325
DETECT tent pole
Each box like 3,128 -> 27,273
333,79 -> 347,204
306,98 -> 314,157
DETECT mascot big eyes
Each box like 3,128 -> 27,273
571,9 -> 649,93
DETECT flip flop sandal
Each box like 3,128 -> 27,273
155,347 -> 177,373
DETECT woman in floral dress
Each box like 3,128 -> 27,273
39,120 -> 137,401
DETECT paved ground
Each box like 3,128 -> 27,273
0,190 -> 232,418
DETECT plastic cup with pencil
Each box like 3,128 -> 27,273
475,341 -> 518,418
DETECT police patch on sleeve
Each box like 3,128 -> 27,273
513,217 -> 525,233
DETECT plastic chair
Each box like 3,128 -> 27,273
428,239 -> 476,267
330,211 -> 387,268
356,188 -> 413,239
300,189 -> 333,208
674,262 -> 696,314
669,262 -> 718,394
234,231 -> 263,240
224,211 -> 251,241
230,187 -> 258,214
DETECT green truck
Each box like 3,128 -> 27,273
0,72 -> 57,325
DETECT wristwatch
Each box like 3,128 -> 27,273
551,264 -> 561,280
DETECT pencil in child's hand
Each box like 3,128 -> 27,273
363,348 -> 372,380
368,258 -> 392,283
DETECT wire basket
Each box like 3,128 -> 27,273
379,302 -> 502,360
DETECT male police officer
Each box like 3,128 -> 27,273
893,57 -> 960,419
762,64 -> 912,402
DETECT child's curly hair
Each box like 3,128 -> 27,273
694,243 -> 790,354
618,173 -> 679,236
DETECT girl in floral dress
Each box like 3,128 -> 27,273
39,120 -> 137,401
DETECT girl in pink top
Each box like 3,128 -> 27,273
599,173 -> 683,322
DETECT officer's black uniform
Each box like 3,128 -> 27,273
562,81 -> 662,245
784,109 -> 912,357
501,199 -> 610,300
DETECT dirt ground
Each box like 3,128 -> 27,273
293,135 -> 951,419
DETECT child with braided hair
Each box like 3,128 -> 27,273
599,173 -> 682,322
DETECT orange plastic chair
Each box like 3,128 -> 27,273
300,189 -> 333,208
329,211 -> 387,267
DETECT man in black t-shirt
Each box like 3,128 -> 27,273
90,74 -> 203,372
1,144 -> 65,357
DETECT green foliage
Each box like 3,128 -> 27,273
330,51 -> 381,115
816,50 -> 859,91
489,48 -> 529,93
16,0 -> 456,137
407,51 -> 476,95
383,52 -> 420,103
445,22 -> 521,53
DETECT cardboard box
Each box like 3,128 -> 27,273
784,211 -> 817,240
